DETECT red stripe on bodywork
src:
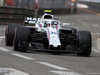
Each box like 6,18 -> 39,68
40,24 -> 41,28
56,25 -> 57,29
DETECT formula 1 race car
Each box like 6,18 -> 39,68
5,13 -> 92,56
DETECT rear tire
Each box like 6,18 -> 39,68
13,27 -> 29,51
77,31 -> 92,56
5,24 -> 21,46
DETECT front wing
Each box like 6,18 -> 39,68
18,41 -> 78,52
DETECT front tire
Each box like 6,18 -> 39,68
13,27 -> 29,51
77,31 -> 92,56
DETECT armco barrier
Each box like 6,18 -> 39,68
0,6 -> 35,25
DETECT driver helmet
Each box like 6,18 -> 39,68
44,21 -> 50,27
51,21 -> 58,28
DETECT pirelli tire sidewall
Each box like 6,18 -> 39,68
13,27 -> 29,51
77,31 -> 92,56
5,24 -> 21,46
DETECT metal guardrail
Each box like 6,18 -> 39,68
0,6 -> 35,24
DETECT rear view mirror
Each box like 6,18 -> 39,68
63,23 -> 70,26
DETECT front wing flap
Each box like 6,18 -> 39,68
18,41 -> 77,52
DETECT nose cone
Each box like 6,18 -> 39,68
46,28 -> 61,47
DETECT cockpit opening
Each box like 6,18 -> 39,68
44,15 -> 53,19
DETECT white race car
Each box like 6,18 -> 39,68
5,13 -> 92,56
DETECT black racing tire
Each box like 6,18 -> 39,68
13,27 -> 29,51
77,31 -> 92,56
5,24 -> 21,46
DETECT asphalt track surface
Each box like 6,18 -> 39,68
0,3 -> 100,75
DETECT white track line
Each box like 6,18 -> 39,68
93,24 -> 99,27
0,39 -> 2,42
50,71 -> 81,75
0,36 -> 4,42
0,68 -> 29,75
0,47 -> 10,52
11,53 -> 36,60
86,73 -> 100,75
92,48 -> 100,54
37,62 -> 70,70
91,33 -> 100,35
0,36 -> 5,39
97,38 -> 100,50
